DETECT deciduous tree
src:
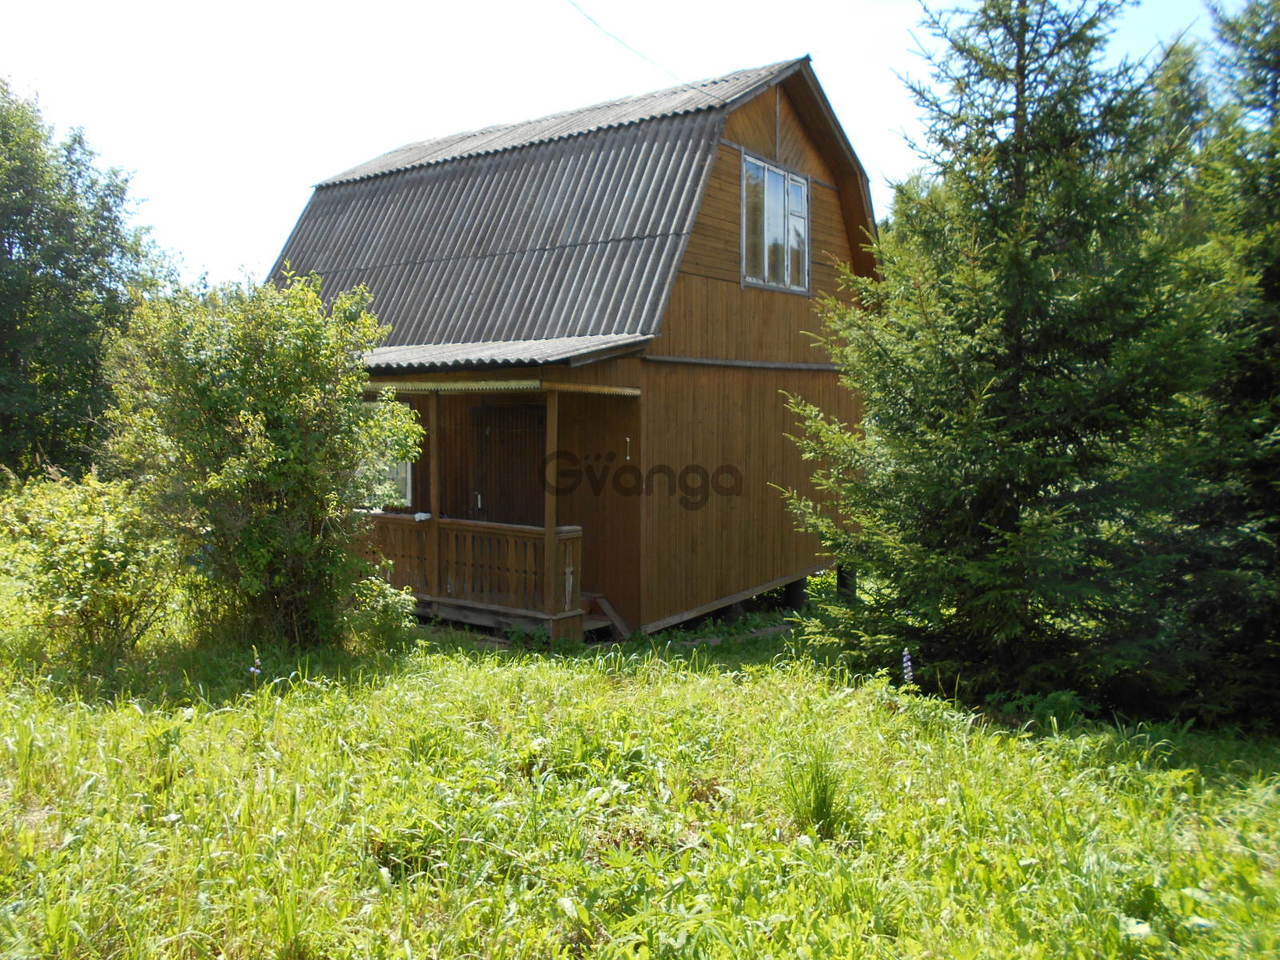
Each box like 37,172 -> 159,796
107,275 -> 423,646
0,81 -> 150,475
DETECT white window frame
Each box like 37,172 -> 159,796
361,400 -> 414,509
741,153 -> 810,293
385,458 -> 413,508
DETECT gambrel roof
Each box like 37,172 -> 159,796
271,57 -> 870,370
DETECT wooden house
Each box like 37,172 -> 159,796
271,56 -> 875,641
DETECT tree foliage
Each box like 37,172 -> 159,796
1155,0 -> 1280,720
0,80 -> 151,476
106,275 -> 423,646
789,0 -> 1222,710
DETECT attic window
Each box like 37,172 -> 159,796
742,155 -> 808,291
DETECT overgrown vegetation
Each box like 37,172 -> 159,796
0,630 -> 1275,958
105,276 -> 422,646
790,0 -> 1280,723
0,471 -> 175,669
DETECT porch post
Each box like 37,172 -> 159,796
543,389 -> 559,618
428,391 -> 441,597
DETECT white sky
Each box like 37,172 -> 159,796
2,0 -> 1234,285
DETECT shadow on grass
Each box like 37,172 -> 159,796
2,605 -> 806,710
471,623 -> 1280,787
3,622 -> 450,709
1058,719 -> 1280,789
517,621 -> 807,672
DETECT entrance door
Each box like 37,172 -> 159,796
468,403 -> 545,526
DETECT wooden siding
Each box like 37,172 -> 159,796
724,86 -> 837,185
778,89 -> 837,186
379,359 -> 863,633
556,393 -> 642,629
652,270 -> 838,364
636,362 -> 859,630
635,81 -> 870,627
652,97 -> 857,364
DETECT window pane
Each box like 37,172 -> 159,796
766,167 -> 786,285
743,159 -> 765,281
788,177 -> 806,218
789,213 -> 807,289
388,461 -> 411,507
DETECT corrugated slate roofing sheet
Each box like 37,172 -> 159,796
322,59 -> 802,185
365,334 -> 652,371
272,59 -> 808,364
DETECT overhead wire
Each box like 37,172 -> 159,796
561,0 -> 729,107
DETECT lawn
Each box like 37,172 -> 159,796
1,628 -> 1277,958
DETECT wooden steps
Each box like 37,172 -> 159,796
582,593 -> 633,640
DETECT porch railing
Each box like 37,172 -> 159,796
369,514 -> 582,617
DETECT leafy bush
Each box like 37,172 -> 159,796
0,471 -> 173,664
343,576 -> 420,648
106,275 -> 422,647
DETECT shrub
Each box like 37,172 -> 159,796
106,275 -> 423,647
343,576 -> 420,648
0,471 -> 173,665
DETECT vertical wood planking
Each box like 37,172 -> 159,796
543,390 -> 559,616
651,92 -> 856,365
636,362 -> 855,629
427,391 -> 440,596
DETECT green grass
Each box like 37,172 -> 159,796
1,630 -> 1277,958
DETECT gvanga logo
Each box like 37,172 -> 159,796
544,452 -> 743,511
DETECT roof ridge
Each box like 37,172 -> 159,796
439,57 -> 799,139
320,57 -> 807,187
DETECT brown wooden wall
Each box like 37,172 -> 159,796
636,82 -> 869,628
635,362 -> 859,630
650,85 -> 860,364
556,393 -> 642,627
724,84 -> 838,184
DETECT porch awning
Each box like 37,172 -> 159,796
364,334 -> 651,372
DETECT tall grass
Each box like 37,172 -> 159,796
784,738 -> 853,840
0,635 -> 1277,958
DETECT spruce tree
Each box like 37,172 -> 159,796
1161,0 -> 1280,721
790,0 -> 1216,705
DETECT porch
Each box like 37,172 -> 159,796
371,514 -> 585,639
366,380 -> 640,642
